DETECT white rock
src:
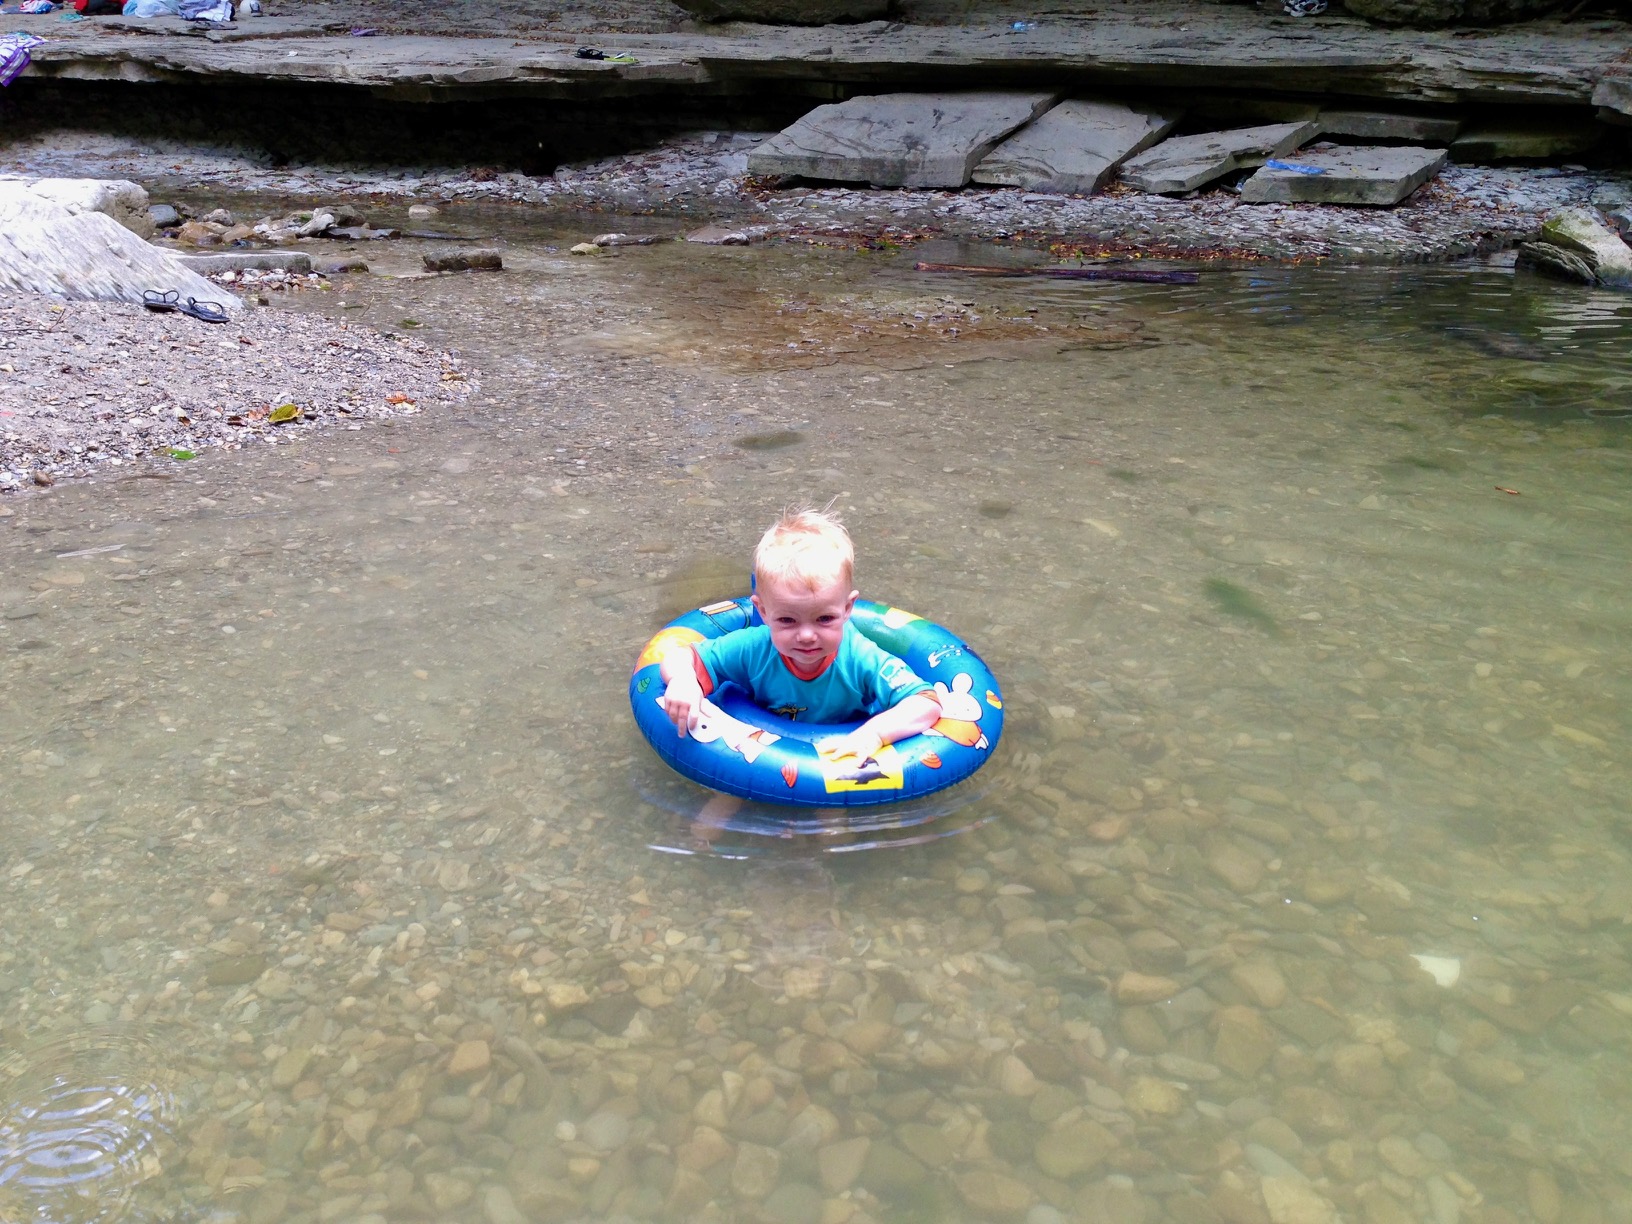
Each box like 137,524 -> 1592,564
0,176 -> 155,238
0,186 -> 240,313
1411,954 -> 1461,987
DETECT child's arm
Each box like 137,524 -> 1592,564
659,647 -> 706,736
828,691 -> 942,761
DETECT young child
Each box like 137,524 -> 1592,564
660,507 -> 942,766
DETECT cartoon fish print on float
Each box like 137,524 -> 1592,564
815,739 -> 907,795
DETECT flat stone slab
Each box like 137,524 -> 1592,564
971,97 -> 1182,195
1318,109 -> 1461,143
1239,144 -> 1447,206
748,90 -> 1060,188
179,251 -> 314,274
1451,117 -> 1605,162
1595,77 -> 1632,126
1120,121 -> 1319,194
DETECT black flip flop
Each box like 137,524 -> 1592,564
143,289 -> 179,313
179,298 -> 230,324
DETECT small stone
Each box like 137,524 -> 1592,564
1527,1168 -> 1563,1224
897,1122 -> 955,1168
482,1185 -> 528,1224
956,1168 -> 1036,1216
581,1107 -> 631,1152
1115,971 -> 1179,1004
423,1172 -> 475,1213
1230,962 -> 1289,1009
1035,1118 -> 1117,1180
1451,1050 -> 1524,1092
544,982 -> 592,1011
997,1054 -> 1038,1097
1261,1177 -> 1337,1224
676,1125 -> 733,1172
1377,1135 -> 1431,1178
423,249 -> 503,273
818,1136 -> 869,1193
762,1181 -> 824,1224
270,1048 -> 312,1090
1206,839 -> 1265,893
341,1108 -> 377,1146
1119,1006 -> 1169,1054
732,1142 -> 782,1200
1329,1043 -> 1393,1098
1125,1076 -> 1185,1118
206,954 -> 267,987
1245,1117 -> 1303,1159
448,1039 -> 491,1077
1213,1007 -> 1277,1079
861,1144 -> 929,1195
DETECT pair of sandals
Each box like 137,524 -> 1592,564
143,290 -> 229,323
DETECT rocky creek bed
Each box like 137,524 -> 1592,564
2,118 -> 1630,493
3,246 -> 1631,1224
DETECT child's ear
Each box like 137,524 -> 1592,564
845,590 -> 859,613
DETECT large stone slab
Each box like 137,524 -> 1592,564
0,189 -> 240,313
748,91 -> 1060,189
1539,206 -> 1632,287
1318,109 -> 1461,143
180,251 -> 315,274
1119,121 -> 1319,194
1450,117 -> 1604,162
1592,77 -> 1632,127
1239,145 -> 1446,205
971,98 -> 1182,195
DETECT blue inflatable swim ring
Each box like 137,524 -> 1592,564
630,597 -> 1004,808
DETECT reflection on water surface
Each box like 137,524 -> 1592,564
2,220 -> 1631,1223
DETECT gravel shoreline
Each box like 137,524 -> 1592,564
1,125 -> 1627,498
0,291 -> 473,496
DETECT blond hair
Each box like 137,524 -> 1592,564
753,506 -> 854,593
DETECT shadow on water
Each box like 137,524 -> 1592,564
633,755 -> 1007,858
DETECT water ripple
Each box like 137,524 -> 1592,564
0,1028 -> 183,1224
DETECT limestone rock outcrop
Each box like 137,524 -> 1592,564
670,0 -> 890,23
1342,0 -> 1564,27
0,178 -> 239,312
1517,207 -> 1632,288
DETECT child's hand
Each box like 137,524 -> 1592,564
662,674 -> 704,737
825,727 -> 884,761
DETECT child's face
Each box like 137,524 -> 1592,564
753,575 -> 857,669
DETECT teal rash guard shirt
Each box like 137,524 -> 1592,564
691,621 -> 931,724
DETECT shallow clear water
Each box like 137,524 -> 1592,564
3,216 -> 1632,1224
